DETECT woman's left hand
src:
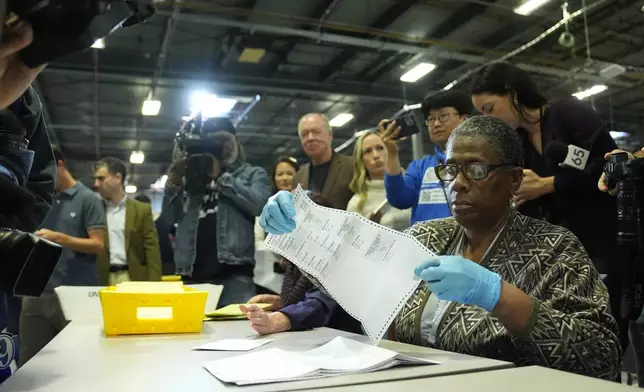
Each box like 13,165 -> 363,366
414,256 -> 502,312
515,169 -> 554,207
240,305 -> 291,335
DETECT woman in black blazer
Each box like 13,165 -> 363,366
470,62 -> 623,345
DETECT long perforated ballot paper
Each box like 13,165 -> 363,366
265,185 -> 435,344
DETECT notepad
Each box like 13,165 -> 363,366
204,303 -> 272,320
203,336 -> 437,385
194,338 -> 275,352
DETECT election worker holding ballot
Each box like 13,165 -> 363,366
257,115 -> 621,381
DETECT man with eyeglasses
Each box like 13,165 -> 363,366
380,91 -> 473,224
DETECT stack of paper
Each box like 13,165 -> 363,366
265,185 -> 436,344
204,303 -> 273,321
204,336 -> 437,385
194,338 -> 275,352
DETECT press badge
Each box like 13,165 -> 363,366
418,167 -> 447,205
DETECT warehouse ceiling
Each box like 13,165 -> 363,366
36,0 -> 644,191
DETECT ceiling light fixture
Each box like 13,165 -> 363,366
572,85 -> 608,100
189,92 -> 237,119
443,81 -> 457,91
91,38 -> 105,49
130,151 -> 145,164
513,0 -> 556,16
125,185 -> 137,194
141,99 -> 161,116
610,131 -> 629,139
329,113 -> 355,128
400,63 -> 436,83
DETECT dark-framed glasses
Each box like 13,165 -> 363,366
434,163 -> 510,182
425,112 -> 459,127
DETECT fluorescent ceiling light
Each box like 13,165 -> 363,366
130,151 -> 145,164
189,92 -> 237,119
572,85 -> 608,100
400,63 -> 436,83
238,48 -> 266,63
125,185 -> 137,194
610,131 -> 629,139
91,38 -> 105,49
141,99 -> 161,116
443,81 -> 457,91
329,113 -> 355,127
513,0 -> 555,16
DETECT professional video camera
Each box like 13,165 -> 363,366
172,115 -> 237,195
604,152 -> 644,322
2,0 -> 155,67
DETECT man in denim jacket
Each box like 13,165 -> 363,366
163,118 -> 271,307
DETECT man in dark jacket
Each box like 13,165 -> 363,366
0,23 -> 56,380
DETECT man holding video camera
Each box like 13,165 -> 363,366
163,117 -> 271,307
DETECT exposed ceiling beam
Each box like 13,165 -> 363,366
317,0 -> 422,82
360,0 -> 500,84
266,0 -> 337,77
158,11 -> 634,87
42,66 -> 414,103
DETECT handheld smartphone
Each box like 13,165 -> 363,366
384,111 -> 420,139
372,200 -> 391,217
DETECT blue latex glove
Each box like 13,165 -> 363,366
414,256 -> 502,312
259,191 -> 296,235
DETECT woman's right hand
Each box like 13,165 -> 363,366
259,191 -> 296,235
378,119 -> 402,157
598,149 -> 638,194
248,294 -> 281,311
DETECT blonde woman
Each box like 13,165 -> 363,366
347,132 -> 411,231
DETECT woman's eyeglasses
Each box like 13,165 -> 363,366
424,112 -> 459,127
434,163 -> 510,182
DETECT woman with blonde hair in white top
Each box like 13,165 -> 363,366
348,132 -> 411,231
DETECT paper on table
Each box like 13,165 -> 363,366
194,338 -> 275,352
203,336 -> 437,386
265,185 -> 435,344
205,348 -> 319,384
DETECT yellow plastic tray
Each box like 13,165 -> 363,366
99,284 -> 208,336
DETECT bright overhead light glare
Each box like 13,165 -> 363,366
513,0 -> 555,16
610,131 -> 629,139
130,151 -> 145,164
189,92 -> 237,119
141,99 -> 161,116
329,113 -> 355,127
572,85 -> 608,100
125,185 -> 137,194
91,38 -> 105,49
443,81 -> 457,91
400,63 -> 436,83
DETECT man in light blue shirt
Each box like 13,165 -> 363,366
381,91 -> 473,225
